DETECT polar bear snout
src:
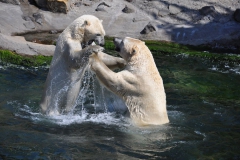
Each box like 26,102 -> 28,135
94,35 -> 105,46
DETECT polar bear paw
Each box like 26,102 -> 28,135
87,45 -> 104,54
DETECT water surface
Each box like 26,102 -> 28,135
0,52 -> 240,159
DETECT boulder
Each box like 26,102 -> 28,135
0,0 -> 20,5
233,9 -> 240,22
122,5 -> 134,13
199,6 -> 216,16
95,2 -> 111,12
140,22 -> 156,34
47,0 -> 71,14
168,4 -> 181,15
23,21 -> 36,29
33,13 -> 43,25
34,0 -> 47,8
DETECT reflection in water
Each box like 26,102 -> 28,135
0,53 -> 240,159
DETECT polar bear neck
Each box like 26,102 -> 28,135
64,19 -> 85,41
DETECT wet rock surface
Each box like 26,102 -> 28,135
0,0 -> 240,55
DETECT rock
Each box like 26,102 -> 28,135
126,0 -> 133,2
74,2 -> 81,7
140,22 -> 156,34
33,13 -> 43,25
233,9 -> 240,22
0,33 -> 55,56
0,0 -> 20,5
22,16 -> 32,21
122,5 -> 134,13
47,0 -> 71,14
95,2 -> 111,12
199,6 -> 216,16
34,0 -> 47,8
168,4 -> 181,15
23,21 -> 35,29
158,8 -> 170,17
49,30 -> 58,34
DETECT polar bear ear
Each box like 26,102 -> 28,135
84,20 -> 91,26
131,45 -> 138,55
100,20 -> 103,23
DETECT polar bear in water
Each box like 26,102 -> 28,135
40,15 -> 126,115
89,37 -> 169,126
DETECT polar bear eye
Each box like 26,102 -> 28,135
96,34 -> 101,36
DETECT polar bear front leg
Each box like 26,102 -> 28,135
65,39 -> 104,69
98,52 -> 126,70
89,53 -> 137,96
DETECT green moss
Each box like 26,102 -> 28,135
0,50 -> 52,67
104,38 -> 240,63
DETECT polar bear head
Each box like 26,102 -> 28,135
68,15 -> 106,46
113,37 -> 145,61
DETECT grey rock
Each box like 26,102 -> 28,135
49,30 -> 58,34
22,16 -> 32,21
199,6 -> 216,16
233,9 -> 240,22
158,8 -> 170,17
0,33 -> 55,56
168,4 -> 181,15
140,22 -> 156,34
95,7 -> 106,12
74,2 -> 81,7
122,5 -> 134,13
23,21 -> 35,29
34,0 -> 47,8
0,0 -> 20,5
33,13 -> 43,25
95,2 -> 111,12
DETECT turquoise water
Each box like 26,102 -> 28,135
0,53 -> 240,159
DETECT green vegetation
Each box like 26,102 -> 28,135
0,50 -> 52,67
0,37 -> 239,67
104,37 -> 240,63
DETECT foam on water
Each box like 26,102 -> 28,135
12,101 -> 128,126
209,64 -> 240,75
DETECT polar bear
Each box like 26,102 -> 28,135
40,15 -> 126,115
89,37 -> 169,126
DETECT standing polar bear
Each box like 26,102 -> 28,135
40,15 -> 126,115
89,37 -> 169,126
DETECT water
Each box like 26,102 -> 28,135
0,52 -> 240,159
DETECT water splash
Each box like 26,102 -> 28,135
12,100 -> 128,126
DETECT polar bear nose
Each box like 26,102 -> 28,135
94,35 -> 105,46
